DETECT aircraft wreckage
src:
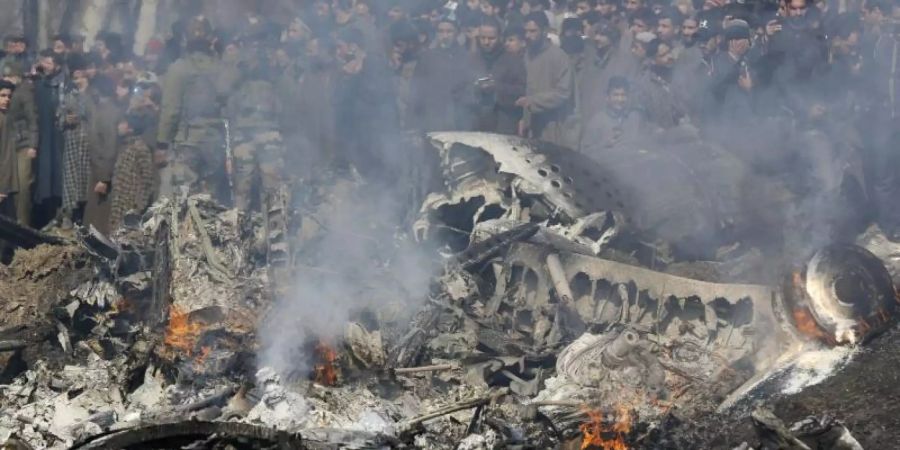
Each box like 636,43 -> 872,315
0,132 -> 893,449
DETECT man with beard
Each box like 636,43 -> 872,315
655,8 -> 685,60
560,18 -> 589,149
575,0 -> 597,18
472,20 -> 526,134
59,56 -> 92,229
516,12 -> 574,146
579,20 -> 636,135
34,50 -> 66,228
333,28 -> 399,179
633,38 -> 688,130
681,16 -> 700,47
673,16 -> 721,121
390,20 -> 421,132
763,0 -> 827,85
410,16 -> 474,132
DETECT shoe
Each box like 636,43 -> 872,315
60,216 -> 73,230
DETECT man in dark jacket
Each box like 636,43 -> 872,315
34,50 -> 66,228
708,20 -> 756,121
579,20 -> 635,133
517,12 -> 575,146
0,62 -> 38,226
84,75 -> 122,236
410,16 -> 475,132
471,20 -> 526,134
156,17 -> 225,200
333,28 -> 400,179
0,80 -> 16,210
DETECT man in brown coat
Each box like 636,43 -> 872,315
471,20 -> 527,135
516,12 -> 575,147
0,62 -> 38,226
0,81 -> 17,216
83,75 -> 123,235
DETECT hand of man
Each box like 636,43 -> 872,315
25,148 -> 37,158
515,97 -> 531,108
738,71 -> 753,91
94,182 -> 108,195
517,119 -> 528,137
765,20 -> 782,36
0,193 -> 7,202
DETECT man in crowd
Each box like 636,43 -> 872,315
472,19 -> 526,134
582,76 -> 641,154
0,61 -> 36,227
333,27 -> 399,179
108,115 -> 154,231
517,12 -> 574,146
84,75 -> 121,235
34,50 -> 66,228
59,56 -> 92,229
156,16 -> 225,200
223,49 -> 284,211
578,19 -> 633,139
0,80 -> 17,216
411,16 -> 473,132
1,35 -> 31,70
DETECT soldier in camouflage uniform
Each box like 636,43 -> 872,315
222,46 -> 284,211
155,16 -> 226,199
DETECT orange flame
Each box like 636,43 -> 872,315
195,346 -> 212,365
164,307 -> 203,355
580,405 -> 632,450
313,341 -> 339,386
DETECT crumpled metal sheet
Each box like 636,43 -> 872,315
428,132 -> 631,221
70,279 -> 118,309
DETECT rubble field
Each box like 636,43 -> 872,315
1,133 -> 897,449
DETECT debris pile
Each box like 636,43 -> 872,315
1,133 -> 897,449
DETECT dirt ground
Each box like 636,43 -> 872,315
639,325 -> 900,449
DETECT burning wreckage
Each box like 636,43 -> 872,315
0,132 -> 895,449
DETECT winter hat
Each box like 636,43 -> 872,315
723,18 -> 750,40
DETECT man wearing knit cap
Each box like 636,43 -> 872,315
143,38 -> 165,73
708,19 -> 755,117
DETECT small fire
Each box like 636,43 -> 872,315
313,341 -> 339,386
580,404 -> 632,450
196,346 -> 212,365
164,307 -> 203,355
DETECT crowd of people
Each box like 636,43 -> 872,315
0,0 -> 898,252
